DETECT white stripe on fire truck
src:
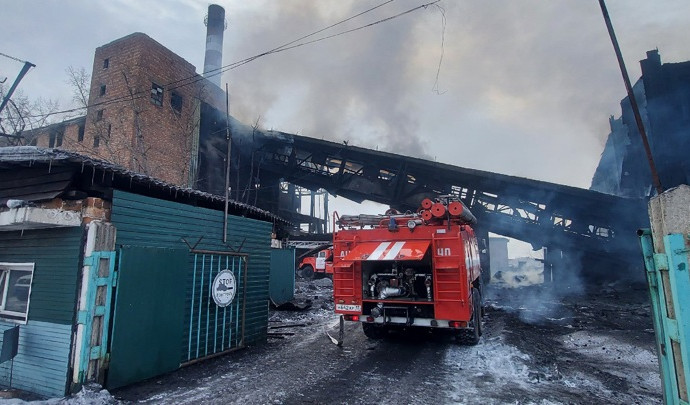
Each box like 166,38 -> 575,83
367,242 -> 391,260
382,241 -> 406,260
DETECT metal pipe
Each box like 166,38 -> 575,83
223,83 -> 231,243
598,0 -> 663,195
239,256 -> 248,347
188,249 -> 248,257
0,61 -> 35,115
425,276 -> 432,301
379,286 -> 407,299
203,4 -> 226,88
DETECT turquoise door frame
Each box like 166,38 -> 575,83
75,250 -> 117,385
640,229 -> 690,405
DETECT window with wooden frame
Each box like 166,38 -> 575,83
151,82 -> 163,106
0,263 -> 35,323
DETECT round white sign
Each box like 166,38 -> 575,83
212,269 -> 236,307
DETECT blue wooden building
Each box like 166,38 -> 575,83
0,147 -> 292,397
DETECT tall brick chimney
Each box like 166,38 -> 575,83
203,4 -> 226,88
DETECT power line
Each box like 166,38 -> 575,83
24,0 -> 399,118
26,0 -> 439,120
200,0 -> 396,78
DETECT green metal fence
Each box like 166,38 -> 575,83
186,252 -> 247,363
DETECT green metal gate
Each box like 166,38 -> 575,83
106,246 -> 188,389
184,252 -> 247,364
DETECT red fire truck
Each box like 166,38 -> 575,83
297,247 -> 334,279
332,197 -> 484,344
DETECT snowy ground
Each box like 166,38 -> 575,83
4,278 -> 662,404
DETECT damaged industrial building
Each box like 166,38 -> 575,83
1,2 -> 689,400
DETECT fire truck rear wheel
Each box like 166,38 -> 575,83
301,265 -> 314,280
457,287 -> 482,345
362,323 -> 387,339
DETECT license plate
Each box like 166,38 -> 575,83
336,304 -> 361,312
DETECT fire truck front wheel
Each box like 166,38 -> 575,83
301,265 -> 314,279
362,323 -> 387,339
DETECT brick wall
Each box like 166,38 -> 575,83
38,32 -> 226,188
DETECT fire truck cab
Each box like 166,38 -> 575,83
298,248 -> 334,279
332,197 -> 484,344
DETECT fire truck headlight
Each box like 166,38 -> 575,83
407,220 -> 417,230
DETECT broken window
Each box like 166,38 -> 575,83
103,58 -> 109,69
96,109 -> 103,121
0,263 -> 34,323
78,124 -> 85,142
151,83 -> 163,106
48,129 -> 63,148
99,84 -> 106,96
170,91 -> 183,114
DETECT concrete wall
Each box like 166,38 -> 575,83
489,237 -> 509,278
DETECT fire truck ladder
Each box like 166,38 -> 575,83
333,238 -> 356,299
431,233 -> 465,309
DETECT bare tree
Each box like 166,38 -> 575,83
0,83 -> 59,146
65,66 -> 90,113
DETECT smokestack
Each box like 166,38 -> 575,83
203,4 -> 226,88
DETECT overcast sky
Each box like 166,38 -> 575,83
2,0 -> 689,187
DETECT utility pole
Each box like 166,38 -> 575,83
598,0 -> 664,195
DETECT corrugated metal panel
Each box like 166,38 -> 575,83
0,147 -> 289,226
0,320 -> 72,397
107,247 -> 188,389
0,227 -> 83,397
0,227 -> 83,325
0,166 -> 75,205
269,249 -> 295,305
110,191 -> 272,358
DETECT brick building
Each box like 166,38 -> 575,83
24,32 -> 320,232
33,32 -> 225,187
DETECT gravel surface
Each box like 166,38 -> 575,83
7,278 -> 662,404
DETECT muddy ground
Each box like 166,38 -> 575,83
106,277 -> 661,405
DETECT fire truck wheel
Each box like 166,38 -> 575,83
362,323 -> 387,339
301,265 -> 314,280
457,288 -> 482,345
